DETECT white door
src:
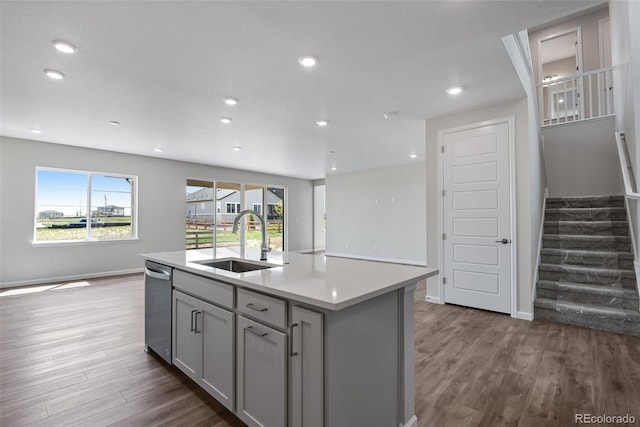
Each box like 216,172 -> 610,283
442,121 -> 512,314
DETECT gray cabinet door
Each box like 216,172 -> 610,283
290,306 -> 323,427
172,290 -> 199,380
199,299 -> 235,411
237,315 -> 286,427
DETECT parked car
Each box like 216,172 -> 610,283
68,218 -> 105,228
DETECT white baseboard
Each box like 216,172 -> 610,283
425,295 -> 442,304
324,252 -> 427,267
532,187 -> 549,304
288,248 -> 317,254
0,268 -> 144,289
400,415 -> 418,427
516,311 -> 534,321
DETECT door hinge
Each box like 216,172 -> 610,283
441,189 -> 446,197
443,277 -> 447,284
442,233 -> 446,240
441,146 -> 445,153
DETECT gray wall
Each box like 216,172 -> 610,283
426,98 -> 542,316
610,0 -> 640,258
0,137 -> 313,286
325,162 -> 426,265
543,117 -> 621,197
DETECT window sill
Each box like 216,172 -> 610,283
32,237 -> 140,247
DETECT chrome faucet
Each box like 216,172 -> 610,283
232,209 -> 271,261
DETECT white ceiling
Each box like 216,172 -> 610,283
0,1 -> 601,180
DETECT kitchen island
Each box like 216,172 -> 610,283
142,249 -> 437,427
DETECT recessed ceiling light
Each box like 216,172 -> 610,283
331,166 -> 337,171
233,146 -> 242,151
44,69 -> 65,80
154,148 -> 163,153
221,117 -> 232,124
52,40 -> 77,54
31,128 -> 42,134
446,87 -> 463,95
410,153 -> 417,159
109,121 -> 120,126
224,97 -> 238,106
316,120 -> 328,127
298,55 -> 318,67
383,112 -> 397,120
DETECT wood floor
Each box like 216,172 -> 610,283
1,274 -> 638,427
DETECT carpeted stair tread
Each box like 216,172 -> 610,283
535,298 -> 640,320
538,263 -> 636,278
540,248 -> 634,258
540,248 -> 634,269
545,207 -> 627,221
542,234 -> 631,251
534,298 -> 640,336
537,280 -> 639,300
543,221 -> 630,236
545,195 -> 625,208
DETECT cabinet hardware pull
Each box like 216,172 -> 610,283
194,311 -> 201,334
290,323 -> 299,357
190,309 -> 197,332
245,325 -> 268,338
246,302 -> 268,312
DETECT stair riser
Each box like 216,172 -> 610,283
542,238 -> 631,252
537,288 -> 639,310
542,239 -> 631,252
541,253 -> 635,270
544,223 -> 629,236
534,307 -> 640,337
546,198 -> 625,209
545,211 -> 627,222
538,269 -> 636,289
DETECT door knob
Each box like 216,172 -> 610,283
495,238 -> 511,244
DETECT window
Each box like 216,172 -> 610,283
185,179 -> 285,253
226,203 -> 241,214
35,168 -> 137,243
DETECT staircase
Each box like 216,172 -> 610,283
534,195 -> 640,336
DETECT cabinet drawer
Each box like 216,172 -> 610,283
237,288 -> 286,329
173,270 -> 233,309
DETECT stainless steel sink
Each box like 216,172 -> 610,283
193,258 -> 276,273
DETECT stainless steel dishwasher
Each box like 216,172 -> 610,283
144,261 -> 172,364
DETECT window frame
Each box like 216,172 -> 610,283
226,202 -> 241,214
33,167 -> 139,245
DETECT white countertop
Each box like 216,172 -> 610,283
141,249 -> 438,311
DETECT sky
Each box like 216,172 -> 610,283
37,169 -> 133,217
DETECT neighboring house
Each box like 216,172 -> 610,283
185,187 -> 283,223
94,205 -> 125,217
38,210 -> 63,219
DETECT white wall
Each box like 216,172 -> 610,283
543,117 -> 621,197
426,98 -> 542,316
529,5 -> 609,83
0,137 -> 313,286
610,0 -> 640,258
325,162 -> 426,265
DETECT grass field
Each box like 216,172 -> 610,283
36,217 -> 133,241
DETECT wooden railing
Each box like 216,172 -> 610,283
537,67 -> 614,127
